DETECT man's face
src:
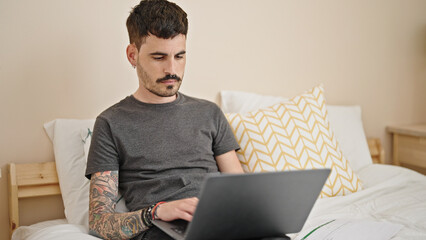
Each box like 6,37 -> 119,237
136,34 -> 186,98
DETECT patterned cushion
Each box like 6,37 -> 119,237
225,85 -> 362,197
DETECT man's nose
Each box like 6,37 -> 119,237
164,59 -> 176,75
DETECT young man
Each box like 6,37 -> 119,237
85,0 -> 243,239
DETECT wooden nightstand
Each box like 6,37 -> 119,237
387,124 -> 426,175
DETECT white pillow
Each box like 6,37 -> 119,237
44,119 -> 95,227
220,90 -> 373,172
44,119 -> 130,227
326,105 -> 373,172
221,90 -> 288,114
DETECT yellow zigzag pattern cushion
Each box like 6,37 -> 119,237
225,85 -> 362,197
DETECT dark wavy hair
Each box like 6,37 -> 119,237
126,0 -> 188,50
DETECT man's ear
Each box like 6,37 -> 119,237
126,44 -> 138,67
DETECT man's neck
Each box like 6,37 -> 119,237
133,87 -> 177,104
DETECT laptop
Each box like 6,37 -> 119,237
153,169 -> 330,240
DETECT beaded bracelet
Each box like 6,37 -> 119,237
152,201 -> 166,220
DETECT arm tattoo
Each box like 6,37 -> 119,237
89,171 -> 149,239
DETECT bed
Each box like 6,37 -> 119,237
8,86 -> 426,240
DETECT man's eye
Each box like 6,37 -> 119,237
153,56 -> 164,60
176,55 -> 184,59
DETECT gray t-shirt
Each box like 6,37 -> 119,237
85,92 -> 240,212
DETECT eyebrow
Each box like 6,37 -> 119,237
149,50 -> 186,56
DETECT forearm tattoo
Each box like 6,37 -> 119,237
89,171 -> 149,239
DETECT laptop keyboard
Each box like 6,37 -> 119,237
171,220 -> 188,235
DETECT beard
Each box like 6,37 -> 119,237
136,63 -> 183,98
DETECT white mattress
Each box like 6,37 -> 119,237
12,164 -> 426,240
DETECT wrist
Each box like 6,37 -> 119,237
141,205 -> 154,227
152,201 -> 166,220
140,201 -> 166,226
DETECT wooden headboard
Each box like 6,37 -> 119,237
7,138 -> 384,238
8,162 -> 61,238
367,138 -> 385,164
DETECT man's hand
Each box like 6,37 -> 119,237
155,197 -> 199,222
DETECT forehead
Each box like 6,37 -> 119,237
139,34 -> 186,54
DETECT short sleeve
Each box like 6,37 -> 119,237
85,117 -> 120,179
212,107 -> 240,156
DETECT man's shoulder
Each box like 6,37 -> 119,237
97,96 -> 133,120
180,93 -> 220,110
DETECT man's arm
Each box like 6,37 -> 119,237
89,171 -> 148,239
89,171 -> 199,239
215,150 -> 244,173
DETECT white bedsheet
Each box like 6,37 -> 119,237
12,219 -> 99,240
295,164 -> 426,240
12,164 -> 426,240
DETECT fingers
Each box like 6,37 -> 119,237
177,197 -> 198,221
175,209 -> 194,222
156,197 -> 199,222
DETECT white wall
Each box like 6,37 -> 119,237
1,0 -> 425,238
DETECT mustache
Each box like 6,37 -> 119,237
157,74 -> 182,82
